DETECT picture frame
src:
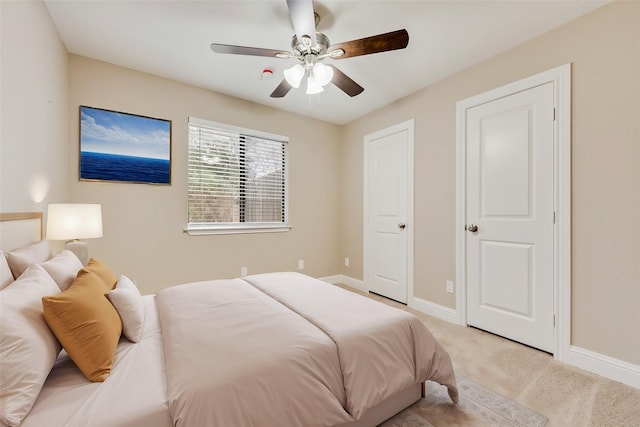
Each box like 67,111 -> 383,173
79,105 -> 172,185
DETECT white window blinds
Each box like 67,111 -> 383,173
187,118 -> 288,230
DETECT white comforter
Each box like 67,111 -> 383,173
156,273 -> 458,426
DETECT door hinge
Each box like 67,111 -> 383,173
553,315 -> 556,328
553,211 -> 556,224
553,108 -> 556,121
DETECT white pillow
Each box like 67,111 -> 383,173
107,275 -> 145,343
6,240 -> 51,279
0,251 -> 13,290
40,250 -> 83,291
0,264 -> 61,427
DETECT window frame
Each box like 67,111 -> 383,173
185,117 -> 290,236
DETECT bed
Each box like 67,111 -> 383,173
0,212 -> 457,427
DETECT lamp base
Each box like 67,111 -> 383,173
65,241 -> 89,266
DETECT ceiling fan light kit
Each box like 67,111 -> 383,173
283,64 -> 305,88
306,75 -> 324,94
312,62 -> 333,86
284,61 -> 333,94
210,0 -> 409,98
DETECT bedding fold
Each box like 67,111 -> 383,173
156,279 -> 353,427
244,272 -> 459,419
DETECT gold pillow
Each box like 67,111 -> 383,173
80,258 -> 117,291
42,270 -> 122,382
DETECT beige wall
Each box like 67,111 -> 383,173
0,0 -> 69,214
3,0 -> 638,368
340,1 -> 640,365
68,56 -> 342,294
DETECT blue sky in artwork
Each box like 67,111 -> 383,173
80,107 -> 170,160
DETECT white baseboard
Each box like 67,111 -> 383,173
319,275 -> 342,284
564,345 -> 640,389
408,296 -> 462,325
320,274 -> 367,293
320,275 -> 460,325
320,274 -> 640,391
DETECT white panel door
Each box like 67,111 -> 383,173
466,82 -> 555,352
364,121 -> 413,304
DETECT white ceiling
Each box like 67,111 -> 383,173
44,0 -> 608,125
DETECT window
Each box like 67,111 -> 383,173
186,117 -> 289,234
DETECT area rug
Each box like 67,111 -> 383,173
381,375 -> 548,426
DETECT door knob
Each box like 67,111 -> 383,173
467,224 -> 478,232
398,223 -> 406,230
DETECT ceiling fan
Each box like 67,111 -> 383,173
210,0 -> 409,98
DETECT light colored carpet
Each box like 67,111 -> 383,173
337,284 -> 640,426
382,375 -> 547,426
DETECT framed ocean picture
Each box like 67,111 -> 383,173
79,106 -> 172,185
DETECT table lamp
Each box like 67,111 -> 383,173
46,203 -> 102,265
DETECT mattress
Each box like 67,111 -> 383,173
18,296 -> 172,427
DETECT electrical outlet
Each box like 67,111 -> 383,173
345,257 -> 350,267
446,280 -> 454,294
241,266 -> 248,277
298,260 -> 304,270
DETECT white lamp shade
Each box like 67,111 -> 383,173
283,64 -> 305,88
306,75 -> 324,94
46,204 -> 103,240
313,63 -> 334,87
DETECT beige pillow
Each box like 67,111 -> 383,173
0,251 -> 13,290
0,264 -> 61,427
6,240 -> 51,278
108,275 -> 145,343
42,269 -> 122,382
80,258 -> 117,291
40,250 -> 83,291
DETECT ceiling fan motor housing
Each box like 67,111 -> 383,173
292,32 -> 330,58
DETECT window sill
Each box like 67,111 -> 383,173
184,224 -> 291,236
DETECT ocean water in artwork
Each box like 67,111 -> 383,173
81,151 -> 170,184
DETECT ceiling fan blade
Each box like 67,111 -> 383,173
329,29 -> 409,59
211,43 -> 289,58
270,79 -> 293,98
327,65 -> 364,97
286,0 -> 317,46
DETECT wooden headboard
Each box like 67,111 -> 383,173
0,212 -> 43,252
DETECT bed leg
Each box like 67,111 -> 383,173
421,381 -> 426,398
